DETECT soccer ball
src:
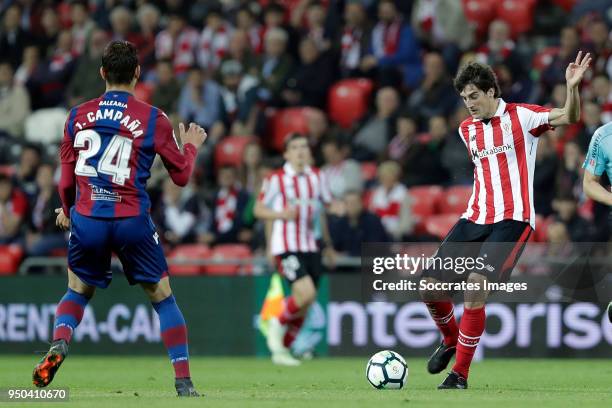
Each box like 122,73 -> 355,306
366,350 -> 408,389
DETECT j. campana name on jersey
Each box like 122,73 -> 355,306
76,102 -> 144,137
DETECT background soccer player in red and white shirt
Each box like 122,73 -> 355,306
420,52 -> 591,389
255,133 -> 336,366
32,41 -> 206,397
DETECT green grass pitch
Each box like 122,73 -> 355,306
1,356 -> 610,407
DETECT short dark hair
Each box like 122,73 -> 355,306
101,40 -> 138,85
283,133 -> 308,151
454,61 -> 501,98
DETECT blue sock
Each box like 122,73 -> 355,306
152,295 -> 190,378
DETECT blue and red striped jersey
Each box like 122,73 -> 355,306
60,90 -> 196,218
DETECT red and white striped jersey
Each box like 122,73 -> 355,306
459,99 -> 552,229
258,163 -> 332,255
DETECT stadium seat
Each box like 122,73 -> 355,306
134,82 -> 154,104
206,244 -> 253,276
328,78 -> 374,129
269,107 -> 314,152
0,245 -> 24,275
360,162 -> 378,182
462,0 -> 497,39
408,185 -> 444,235
439,185 -> 472,214
551,0 -> 576,12
167,244 -> 212,275
214,135 -> 258,170
495,0 -> 537,38
423,214 -> 461,240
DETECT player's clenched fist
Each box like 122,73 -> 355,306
54,208 -> 70,231
179,122 -> 207,149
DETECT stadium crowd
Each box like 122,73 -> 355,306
0,0 -> 611,273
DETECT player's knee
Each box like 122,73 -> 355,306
292,282 -> 316,309
141,278 -> 172,302
464,272 -> 489,308
67,269 -> 95,297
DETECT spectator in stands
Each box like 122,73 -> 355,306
353,87 -> 399,161
197,5 -> 233,74
533,134 -> 558,217
586,18 -> 612,78
70,0 -> 95,56
136,3 -> 161,71
406,52 -> 458,126
13,143 -> 40,201
410,0 -> 474,74
155,178 -> 202,246
217,59 -> 259,136
201,166 -> 252,246
151,59 -> 182,115
222,29 -> 258,77
262,2 -> 300,60
292,0 -> 331,52
495,63 -> 534,104
0,61 -> 31,138
177,66 -> 222,131
14,45 -> 39,87
329,190 -> 389,256
387,112 -> 419,162
304,108 -> 335,165
575,101 -> 603,152
551,193 -> 595,242
282,37 -> 336,109
27,29 -> 76,109
369,160 -> 414,241
403,115 -> 450,187
321,136 -> 363,200
66,29 -> 108,107
239,141 -> 263,194
38,6 -> 60,59
0,173 -> 27,244
256,27 -> 294,106
541,26 -> 585,95
589,74 -> 612,123
26,163 -> 65,256
475,20 -> 525,82
0,4 -> 31,69
556,140 -> 584,199
155,12 -> 199,75
236,5 -> 264,54
109,6 -> 144,49
338,1 -> 371,78
360,0 -> 422,88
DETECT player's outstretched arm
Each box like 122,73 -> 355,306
155,117 -> 207,187
549,51 -> 591,127
583,170 -> 612,206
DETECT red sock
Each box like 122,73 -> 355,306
425,301 -> 458,347
279,296 -> 300,325
452,306 -> 486,379
283,317 -> 305,348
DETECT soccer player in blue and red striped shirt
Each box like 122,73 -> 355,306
32,41 -> 206,397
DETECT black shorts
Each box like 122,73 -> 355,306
276,252 -> 322,286
421,218 -> 532,284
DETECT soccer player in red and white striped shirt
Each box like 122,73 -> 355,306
255,133 -> 336,366
421,52 -> 591,389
